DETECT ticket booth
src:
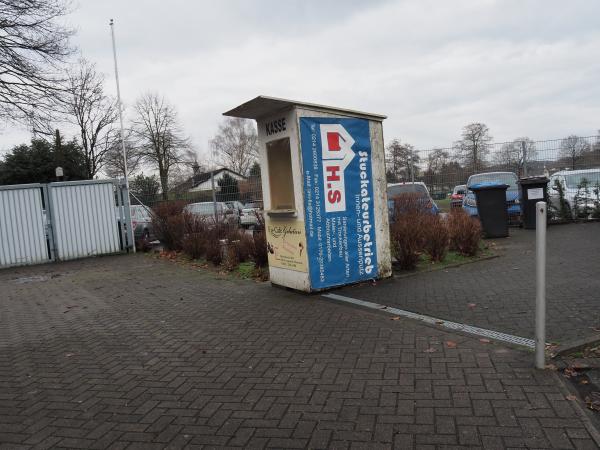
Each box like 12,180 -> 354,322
224,96 -> 392,292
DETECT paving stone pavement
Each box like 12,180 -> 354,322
339,222 -> 600,344
0,254 -> 598,449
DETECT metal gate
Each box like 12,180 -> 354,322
0,184 -> 50,267
0,179 -> 133,269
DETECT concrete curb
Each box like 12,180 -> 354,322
552,336 -> 600,359
551,371 -> 600,447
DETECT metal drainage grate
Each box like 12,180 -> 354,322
322,293 -> 535,349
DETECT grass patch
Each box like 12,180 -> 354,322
436,197 -> 451,212
237,261 -> 255,279
150,251 -> 268,282
396,242 -> 495,275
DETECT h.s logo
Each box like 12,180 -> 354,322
320,124 -> 355,213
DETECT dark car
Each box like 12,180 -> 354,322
387,182 -> 439,220
463,172 -> 521,221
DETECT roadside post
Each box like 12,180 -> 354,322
211,171 -> 218,222
535,201 -> 547,369
223,96 -> 392,292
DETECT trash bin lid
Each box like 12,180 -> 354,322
518,176 -> 549,185
469,182 -> 509,191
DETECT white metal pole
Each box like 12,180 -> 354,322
110,19 -> 129,185
522,140 -> 528,178
110,19 -> 135,253
211,172 -> 218,222
535,201 -> 547,369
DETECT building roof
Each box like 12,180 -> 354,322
223,95 -> 387,121
172,168 -> 247,193
191,168 -> 246,187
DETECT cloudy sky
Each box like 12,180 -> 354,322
2,0 -> 599,158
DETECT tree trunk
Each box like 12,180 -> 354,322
159,170 -> 169,200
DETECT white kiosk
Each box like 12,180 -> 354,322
224,96 -> 391,292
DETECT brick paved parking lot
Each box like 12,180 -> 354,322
1,254 -> 599,449
339,222 -> 600,344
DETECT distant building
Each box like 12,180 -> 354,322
174,167 -> 247,193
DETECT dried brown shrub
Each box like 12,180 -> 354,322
236,233 -> 253,263
447,209 -> 482,256
151,201 -> 187,251
180,213 -> 207,259
422,214 -> 449,262
250,231 -> 268,268
389,194 -> 430,270
205,237 -> 223,266
222,229 -> 253,270
390,211 -> 425,270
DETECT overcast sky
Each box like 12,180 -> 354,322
2,0 -> 599,158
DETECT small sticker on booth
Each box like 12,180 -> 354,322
265,217 -> 308,273
528,188 -> 544,200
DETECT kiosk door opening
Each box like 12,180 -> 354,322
266,137 -> 295,213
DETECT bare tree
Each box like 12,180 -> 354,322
132,92 -> 192,199
425,148 -> 450,174
385,139 -> 420,181
494,137 -> 536,175
422,148 -> 450,188
211,117 -> 257,175
560,135 -> 589,170
65,59 -> 118,178
103,130 -> 143,178
0,0 -> 73,132
454,123 -> 492,172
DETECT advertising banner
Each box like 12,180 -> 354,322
300,117 -> 378,289
265,217 -> 308,272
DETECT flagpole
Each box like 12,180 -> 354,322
110,19 -> 135,252
109,19 -> 129,186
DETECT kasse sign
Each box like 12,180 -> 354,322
300,117 -> 378,289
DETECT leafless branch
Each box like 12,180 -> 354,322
131,92 -> 192,199
64,58 -> 118,178
0,0 -> 74,130
210,117 -> 258,176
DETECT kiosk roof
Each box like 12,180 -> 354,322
223,96 -> 387,121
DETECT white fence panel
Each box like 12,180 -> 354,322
0,184 -> 49,268
49,180 -> 121,260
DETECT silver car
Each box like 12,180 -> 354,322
184,201 -> 237,225
549,168 -> 600,218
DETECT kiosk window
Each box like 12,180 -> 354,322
266,137 -> 295,211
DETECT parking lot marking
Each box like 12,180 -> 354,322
322,292 -> 535,349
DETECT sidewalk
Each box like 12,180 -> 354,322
0,254 -> 597,449
338,222 -> 600,345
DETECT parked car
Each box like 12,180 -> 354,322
549,168 -> 600,218
115,204 -> 155,247
463,172 -> 520,221
244,201 -> 263,210
240,201 -> 264,228
184,201 -> 237,225
240,208 -> 259,228
225,201 -> 245,224
129,205 -> 155,241
387,182 -> 439,220
450,184 -> 467,209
